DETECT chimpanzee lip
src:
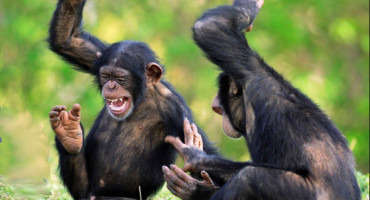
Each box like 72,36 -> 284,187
105,97 -> 132,116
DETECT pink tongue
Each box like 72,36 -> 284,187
113,99 -> 124,107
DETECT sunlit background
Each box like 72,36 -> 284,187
0,0 -> 368,199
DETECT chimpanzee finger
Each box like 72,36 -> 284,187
200,170 -> 214,185
233,0 -> 264,9
162,166 -> 186,195
49,115 -> 60,129
60,111 -> 69,124
246,25 -> 253,32
49,111 -> 60,118
166,183 -> 181,198
182,162 -> 194,173
165,136 -> 187,152
257,0 -> 264,9
183,118 -> 194,146
191,123 -> 203,150
170,164 -> 195,184
69,104 -> 81,121
196,133 -> 203,151
71,104 -> 81,116
50,117 -> 60,126
51,105 -> 66,112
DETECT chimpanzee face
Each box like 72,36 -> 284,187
93,42 -> 163,121
100,66 -> 135,121
213,73 -> 246,138
212,95 -> 242,138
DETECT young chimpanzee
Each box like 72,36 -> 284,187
47,0 -> 218,199
162,0 -> 361,199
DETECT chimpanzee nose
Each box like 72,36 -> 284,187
211,96 -> 223,116
107,80 -> 116,90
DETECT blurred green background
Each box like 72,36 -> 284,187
0,0 -> 368,198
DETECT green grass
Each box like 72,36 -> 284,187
0,182 -> 15,200
0,173 -> 368,200
356,172 -> 370,200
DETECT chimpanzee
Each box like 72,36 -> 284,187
47,0 -> 218,199
162,0 -> 361,199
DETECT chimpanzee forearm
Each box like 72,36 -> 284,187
55,123 -> 89,199
198,157 -> 250,185
193,3 -> 264,84
210,166 -> 315,200
48,0 -> 107,72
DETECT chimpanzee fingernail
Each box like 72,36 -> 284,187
184,117 -> 189,122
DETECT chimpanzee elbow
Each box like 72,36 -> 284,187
47,34 -> 66,53
193,17 -> 221,38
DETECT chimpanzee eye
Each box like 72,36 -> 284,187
116,78 -> 125,84
100,74 -> 109,83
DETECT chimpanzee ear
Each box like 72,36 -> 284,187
230,79 -> 239,95
146,62 -> 163,84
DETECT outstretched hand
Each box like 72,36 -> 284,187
162,165 -> 219,200
49,104 -> 83,154
163,118 -> 218,199
164,118 -> 207,172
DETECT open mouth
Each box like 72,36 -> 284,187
105,97 -> 131,116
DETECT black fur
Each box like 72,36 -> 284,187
191,1 -> 361,199
48,0 -> 218,199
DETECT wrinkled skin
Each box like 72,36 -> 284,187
162,119 -> 219,200
49,104 -> 83,154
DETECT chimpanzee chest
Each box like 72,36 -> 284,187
84,122 -> 175,198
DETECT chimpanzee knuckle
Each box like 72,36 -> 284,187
51,106 -> 60,112
188,180 -> 197,190
49,111 -> 56,118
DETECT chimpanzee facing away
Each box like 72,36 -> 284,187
162,0 -> 361,199
47,0 -> 218,199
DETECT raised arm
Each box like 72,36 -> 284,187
192,0 -> 264,84
48,0 -> 107,73
49,104 -> 89,198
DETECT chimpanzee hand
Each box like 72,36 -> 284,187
183,117 -> 203,151
162,165 -> 219,200
163,118 -> 219,199
165,118 -> 209,173
233,0 -> 264,32
49,104 -> 83,154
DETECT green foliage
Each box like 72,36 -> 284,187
0,173 -> 368,199
0,182 -> 15,200
356,172 -> 370,200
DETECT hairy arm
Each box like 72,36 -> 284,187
211,166 -> 315,200
49,104 -> 89,198
48,0 -> 107,72
192,0 -> 264,84
55,136 -> 89,199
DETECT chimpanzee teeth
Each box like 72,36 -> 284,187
106,98 -> 124,102
109,101 -> 127,111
